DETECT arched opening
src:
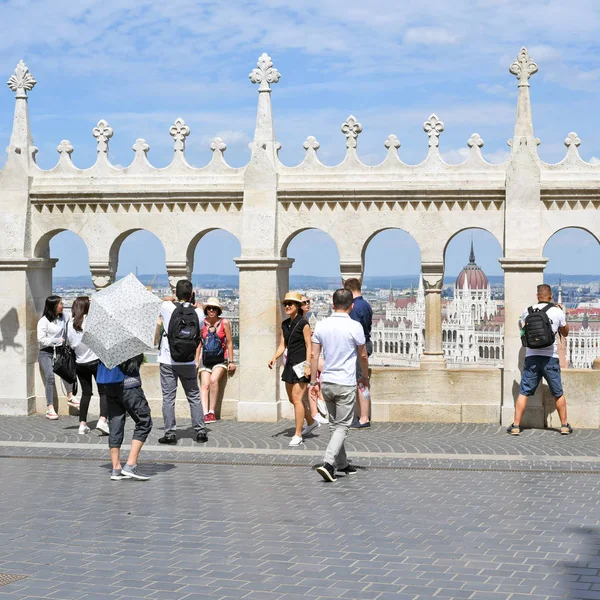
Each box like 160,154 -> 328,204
362,228 -> 421,367
113,229 -> 167,292
282,228 -> 340,329
444,228 -> 503,368
35,230 -> 91,318
190,229 -> 242,353
544,227 -> 600,369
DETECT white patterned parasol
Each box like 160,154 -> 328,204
82,273 -> 162,369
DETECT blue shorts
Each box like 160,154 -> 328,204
519,356 -> 564,398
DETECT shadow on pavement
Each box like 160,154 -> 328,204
562,526 -> 600,599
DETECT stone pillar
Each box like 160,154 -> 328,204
0,258 -> 55,414
421,262 -> 446,370
89,261 -> 115,290
235,257 -> 294,421
166,261 -> 192,291
499,258 -> 547,427
340,261 -> 362,285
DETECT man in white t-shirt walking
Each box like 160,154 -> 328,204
309,289 -> 369,482
157,280 -> 207,444
508,283 -> 572,436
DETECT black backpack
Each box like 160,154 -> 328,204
167,303 -> 201,362
523,303 -> 555,349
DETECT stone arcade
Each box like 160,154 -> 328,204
2,49 -> 600,428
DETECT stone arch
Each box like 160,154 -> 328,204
109,228 -> 167,277
34,228 -> 89,261
186,228 -> 241,274
361,227 -> 422,270
542,226 -> 600,252
443,226 -> 503,259
280,227 -> 340,260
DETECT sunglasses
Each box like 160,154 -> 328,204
283,302 -> 296,307
206,307 -> 218,311
301,301 -> 310,305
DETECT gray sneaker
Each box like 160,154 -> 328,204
122,464 -> 151,481
110,469 -> 127,481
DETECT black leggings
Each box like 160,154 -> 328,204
76,360 -> 107,422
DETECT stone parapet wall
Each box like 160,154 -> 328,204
33,364 -> 600,429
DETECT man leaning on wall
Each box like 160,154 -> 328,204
507,284 -> 572,436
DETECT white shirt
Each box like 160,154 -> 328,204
37,315 -> 67,349
312,312 -> 366,386
521,303 -> 566,358
67,316 -> 98,364
158,301 -> 204,365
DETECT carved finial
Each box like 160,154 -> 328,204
341,115 -> 362,149
56,140 -> 74,157
92,119 -> 113,154
509,47 -> 538,87
249,53 -> 281,92
132,138 -> 150,157
423,114 -> 444,148
210,137 -> 227,153
564,132 -> 581,149
7,60 -> 36,98
169,118 -> 190,153
303,136 -> 320,152
384,134 -> 401,150
467,133 -> 484,149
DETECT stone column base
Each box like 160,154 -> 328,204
0,396 -> 36,416
420,353 -> 446,370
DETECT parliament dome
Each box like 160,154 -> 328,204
456,241 -> 489,290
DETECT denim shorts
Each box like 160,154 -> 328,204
519,356 -> 564,398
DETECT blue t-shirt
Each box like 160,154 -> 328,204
96,363 -> 125,384
349,296 -> 373,343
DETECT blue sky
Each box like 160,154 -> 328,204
2,0 -> 600,278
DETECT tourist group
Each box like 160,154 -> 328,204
37,278 -> 572,483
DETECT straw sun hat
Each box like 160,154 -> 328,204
204,297 -> 223,314
281,292 -> 303,305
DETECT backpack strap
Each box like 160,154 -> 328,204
540,302 -> 554,313
527,306 -> 534,315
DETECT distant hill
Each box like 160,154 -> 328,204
52,272 -> 599,290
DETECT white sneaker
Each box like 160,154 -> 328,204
45,407 -> 58,420
95,420 -> 110,435
67,398 -> 80,408
78,423 -> 90,435
289,435 -> 303,447
317,398 -> 328,417
314,413 -> 329,425
301,420 -> 319,436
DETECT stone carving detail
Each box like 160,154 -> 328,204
423,277 -> 443,292
170,118 -> 190,153
564,132 -> 581,149
210,137 -> 227,153
92,120 -> 113,154
384,134 -> 401,150
57,140 -> 74,157
91,273 -> 114,290
468,133 -> 484,149
7,60 -> 36,98
341,115 -> 363,149
249,53 -> 281,91
423,114 -> 444,148
303,136 -> 320,152
509,47 -> 538,86
132,138 -> 150,157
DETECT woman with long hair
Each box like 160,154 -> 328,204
67,296 -> 109,435
268,292 -> 316,446
198,297 -> 236,422
37,295 -> 73,420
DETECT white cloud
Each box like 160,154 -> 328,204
589,157 -> 600,165
403,27 -> 459,46
441,147 -> 469,164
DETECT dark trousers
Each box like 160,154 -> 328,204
75,360 -> 107,422
106,384 -> 153,449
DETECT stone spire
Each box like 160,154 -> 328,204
469,237 -> 476,264
6,60 -> 38,167
249,53 -> 280,149
509,47 -> 538,140
583,309 -> 589,329
388,280 -> 394,304
557,276 -> 563,305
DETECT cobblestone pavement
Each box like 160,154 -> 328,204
0,417 -> 599,599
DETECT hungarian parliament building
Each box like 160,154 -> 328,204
314,243 -> 600,370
